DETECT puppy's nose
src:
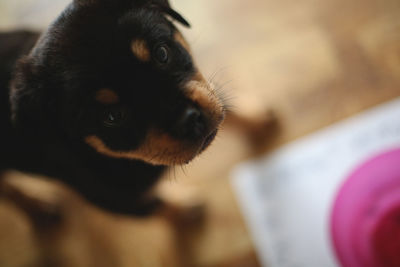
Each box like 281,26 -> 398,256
176,106 -> 207,139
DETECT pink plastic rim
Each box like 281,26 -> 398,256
330,148 -> 400,267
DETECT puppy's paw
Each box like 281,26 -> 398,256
246,109 -> 277,145
171,198 -> 206,226
155,183 -> 207,227
155,196 -> 206,228
225,108 -> 278,146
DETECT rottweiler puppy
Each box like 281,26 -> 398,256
0,0 -> 226,215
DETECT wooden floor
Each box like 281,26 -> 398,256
1,0 -> 400,266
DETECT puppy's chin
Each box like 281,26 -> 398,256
84,129 -> 218,166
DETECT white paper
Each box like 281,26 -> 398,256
232,98 -> 400,267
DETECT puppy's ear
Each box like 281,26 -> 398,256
149,0 -> 191,27
73,0 -> 98,6
73,0 -> 190,27
10,56 -> 52,131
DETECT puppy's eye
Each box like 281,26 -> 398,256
103,108 -> 126,128
154,45 -> 169,64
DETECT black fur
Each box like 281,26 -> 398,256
0,0 -> 223,214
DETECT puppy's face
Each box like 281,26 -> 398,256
12,0 -> 225,166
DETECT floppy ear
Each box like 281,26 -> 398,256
73,0 -> 190,27
149,0 -> 191,27
73,0 -> 100,6
9,56 -> 53,131
73,0 -> 94,6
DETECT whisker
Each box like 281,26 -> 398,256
172,165 -> 177,182
180,165 -> 188,178
166,166 -> 173,181
208,65 -> 230,85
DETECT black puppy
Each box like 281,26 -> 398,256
0,0 -> 225,214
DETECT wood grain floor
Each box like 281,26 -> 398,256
174,0 -> 400,265
1,0 -> 400,266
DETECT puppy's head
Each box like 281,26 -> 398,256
11,0 -> 226,166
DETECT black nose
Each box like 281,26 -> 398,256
176,107 -> 207,139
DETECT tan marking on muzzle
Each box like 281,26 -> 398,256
184,73 -> 224,122
95,89 -> 119,105
85,131 -> 199,166
131,39 -> 150,62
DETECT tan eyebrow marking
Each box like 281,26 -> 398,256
95,89 -> 119,105
174,31 -> 191,52
131,39 -> 150,62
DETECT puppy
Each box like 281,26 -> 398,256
0,0 -> 226,214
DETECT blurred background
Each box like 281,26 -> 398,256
1,0 -> 400,266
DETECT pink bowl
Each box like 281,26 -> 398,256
331,148 -> 400,267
